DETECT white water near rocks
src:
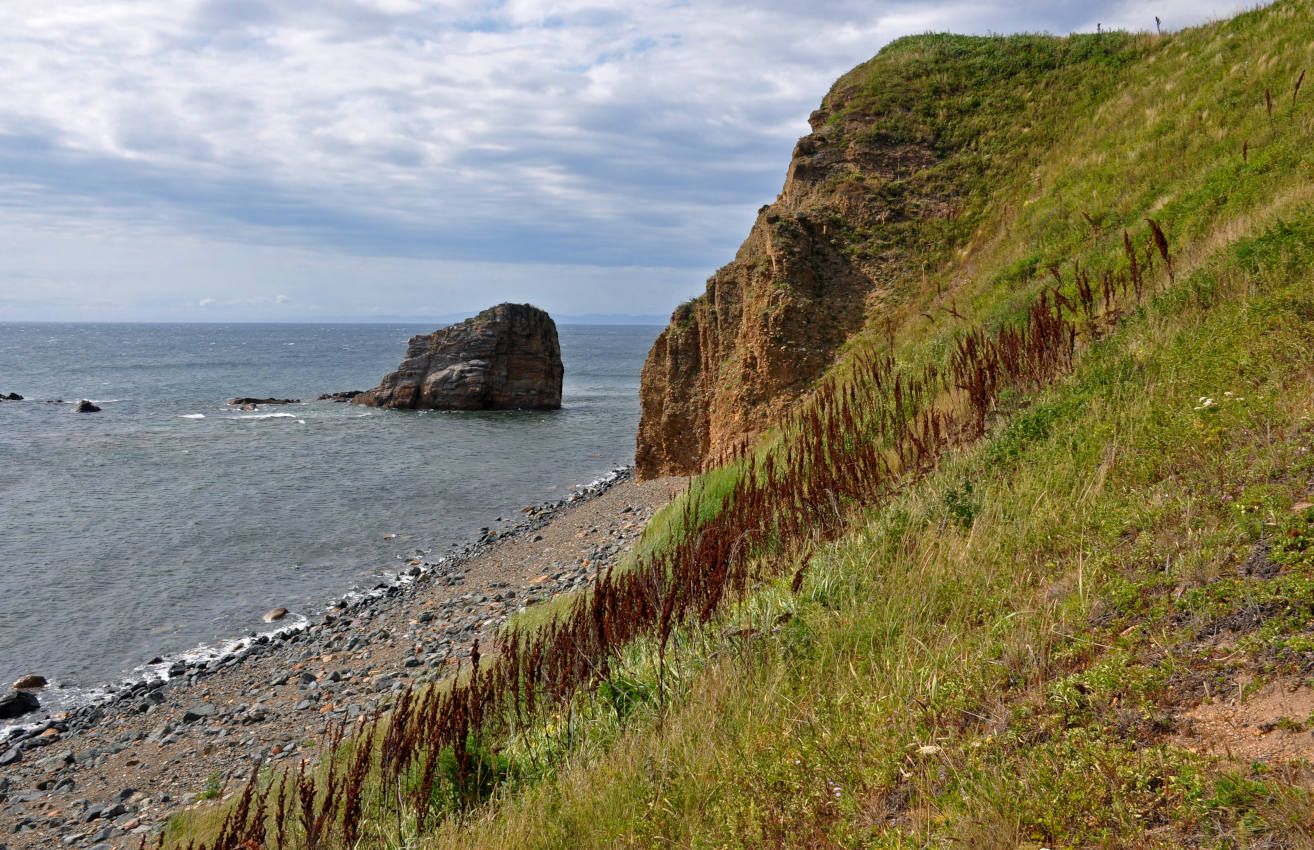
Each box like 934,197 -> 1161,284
0,322 -> 659,712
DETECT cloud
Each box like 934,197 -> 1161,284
0,0 -> 1260,320
198,297 -> 216,306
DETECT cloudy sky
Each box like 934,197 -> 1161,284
0,1 -> 1251,322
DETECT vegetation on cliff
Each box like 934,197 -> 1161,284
165,2 -> 1314,846
637,22 -> 1157,477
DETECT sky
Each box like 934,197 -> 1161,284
0,0 -> 1255,323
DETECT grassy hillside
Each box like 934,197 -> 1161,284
166,3 -> 1314,847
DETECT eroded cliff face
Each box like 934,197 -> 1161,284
636,94 -> 953,478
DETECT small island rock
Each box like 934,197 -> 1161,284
73,399 -> 101,413
229,397 -> 300,406
353,303 -> 563,410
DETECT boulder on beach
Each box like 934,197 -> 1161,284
229,397 -> 300,406
263,607 -> 289,623
0,690 -> 39,719
11,675 -> 46,690
73,399 -> 101,413
181,704 -> 216,723
353,303 -> 563,410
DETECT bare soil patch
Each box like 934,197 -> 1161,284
1176,677 -> 1314,764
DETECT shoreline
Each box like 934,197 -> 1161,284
0,467 -> 685,848
2,464 -> 635,736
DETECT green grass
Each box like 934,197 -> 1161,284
164,3 -> 1314,847
419,201 -> 1314,850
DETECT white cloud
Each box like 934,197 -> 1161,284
0,0 -> 1260,320
198,297 -> 215,306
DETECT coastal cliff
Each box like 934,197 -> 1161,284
636,73 -> 955,477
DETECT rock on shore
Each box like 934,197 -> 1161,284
353,303 -> 562,410
0,690 -> 39,719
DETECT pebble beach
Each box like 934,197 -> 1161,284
0,469 -> 683,849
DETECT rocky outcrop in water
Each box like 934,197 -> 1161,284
73,400 -> 101,413
229,397 -> 300,406
353,304 -> 563,411
1,392 -> 22,401
317,391 -> 363,403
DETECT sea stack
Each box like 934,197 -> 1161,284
353,303 -> 563,410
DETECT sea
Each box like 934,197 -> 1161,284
0,322 -> 660,710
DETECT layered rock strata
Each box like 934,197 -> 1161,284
636,85 -> 953,478
354,303 -> 563,410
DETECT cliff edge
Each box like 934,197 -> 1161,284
636,65 -> 956,478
